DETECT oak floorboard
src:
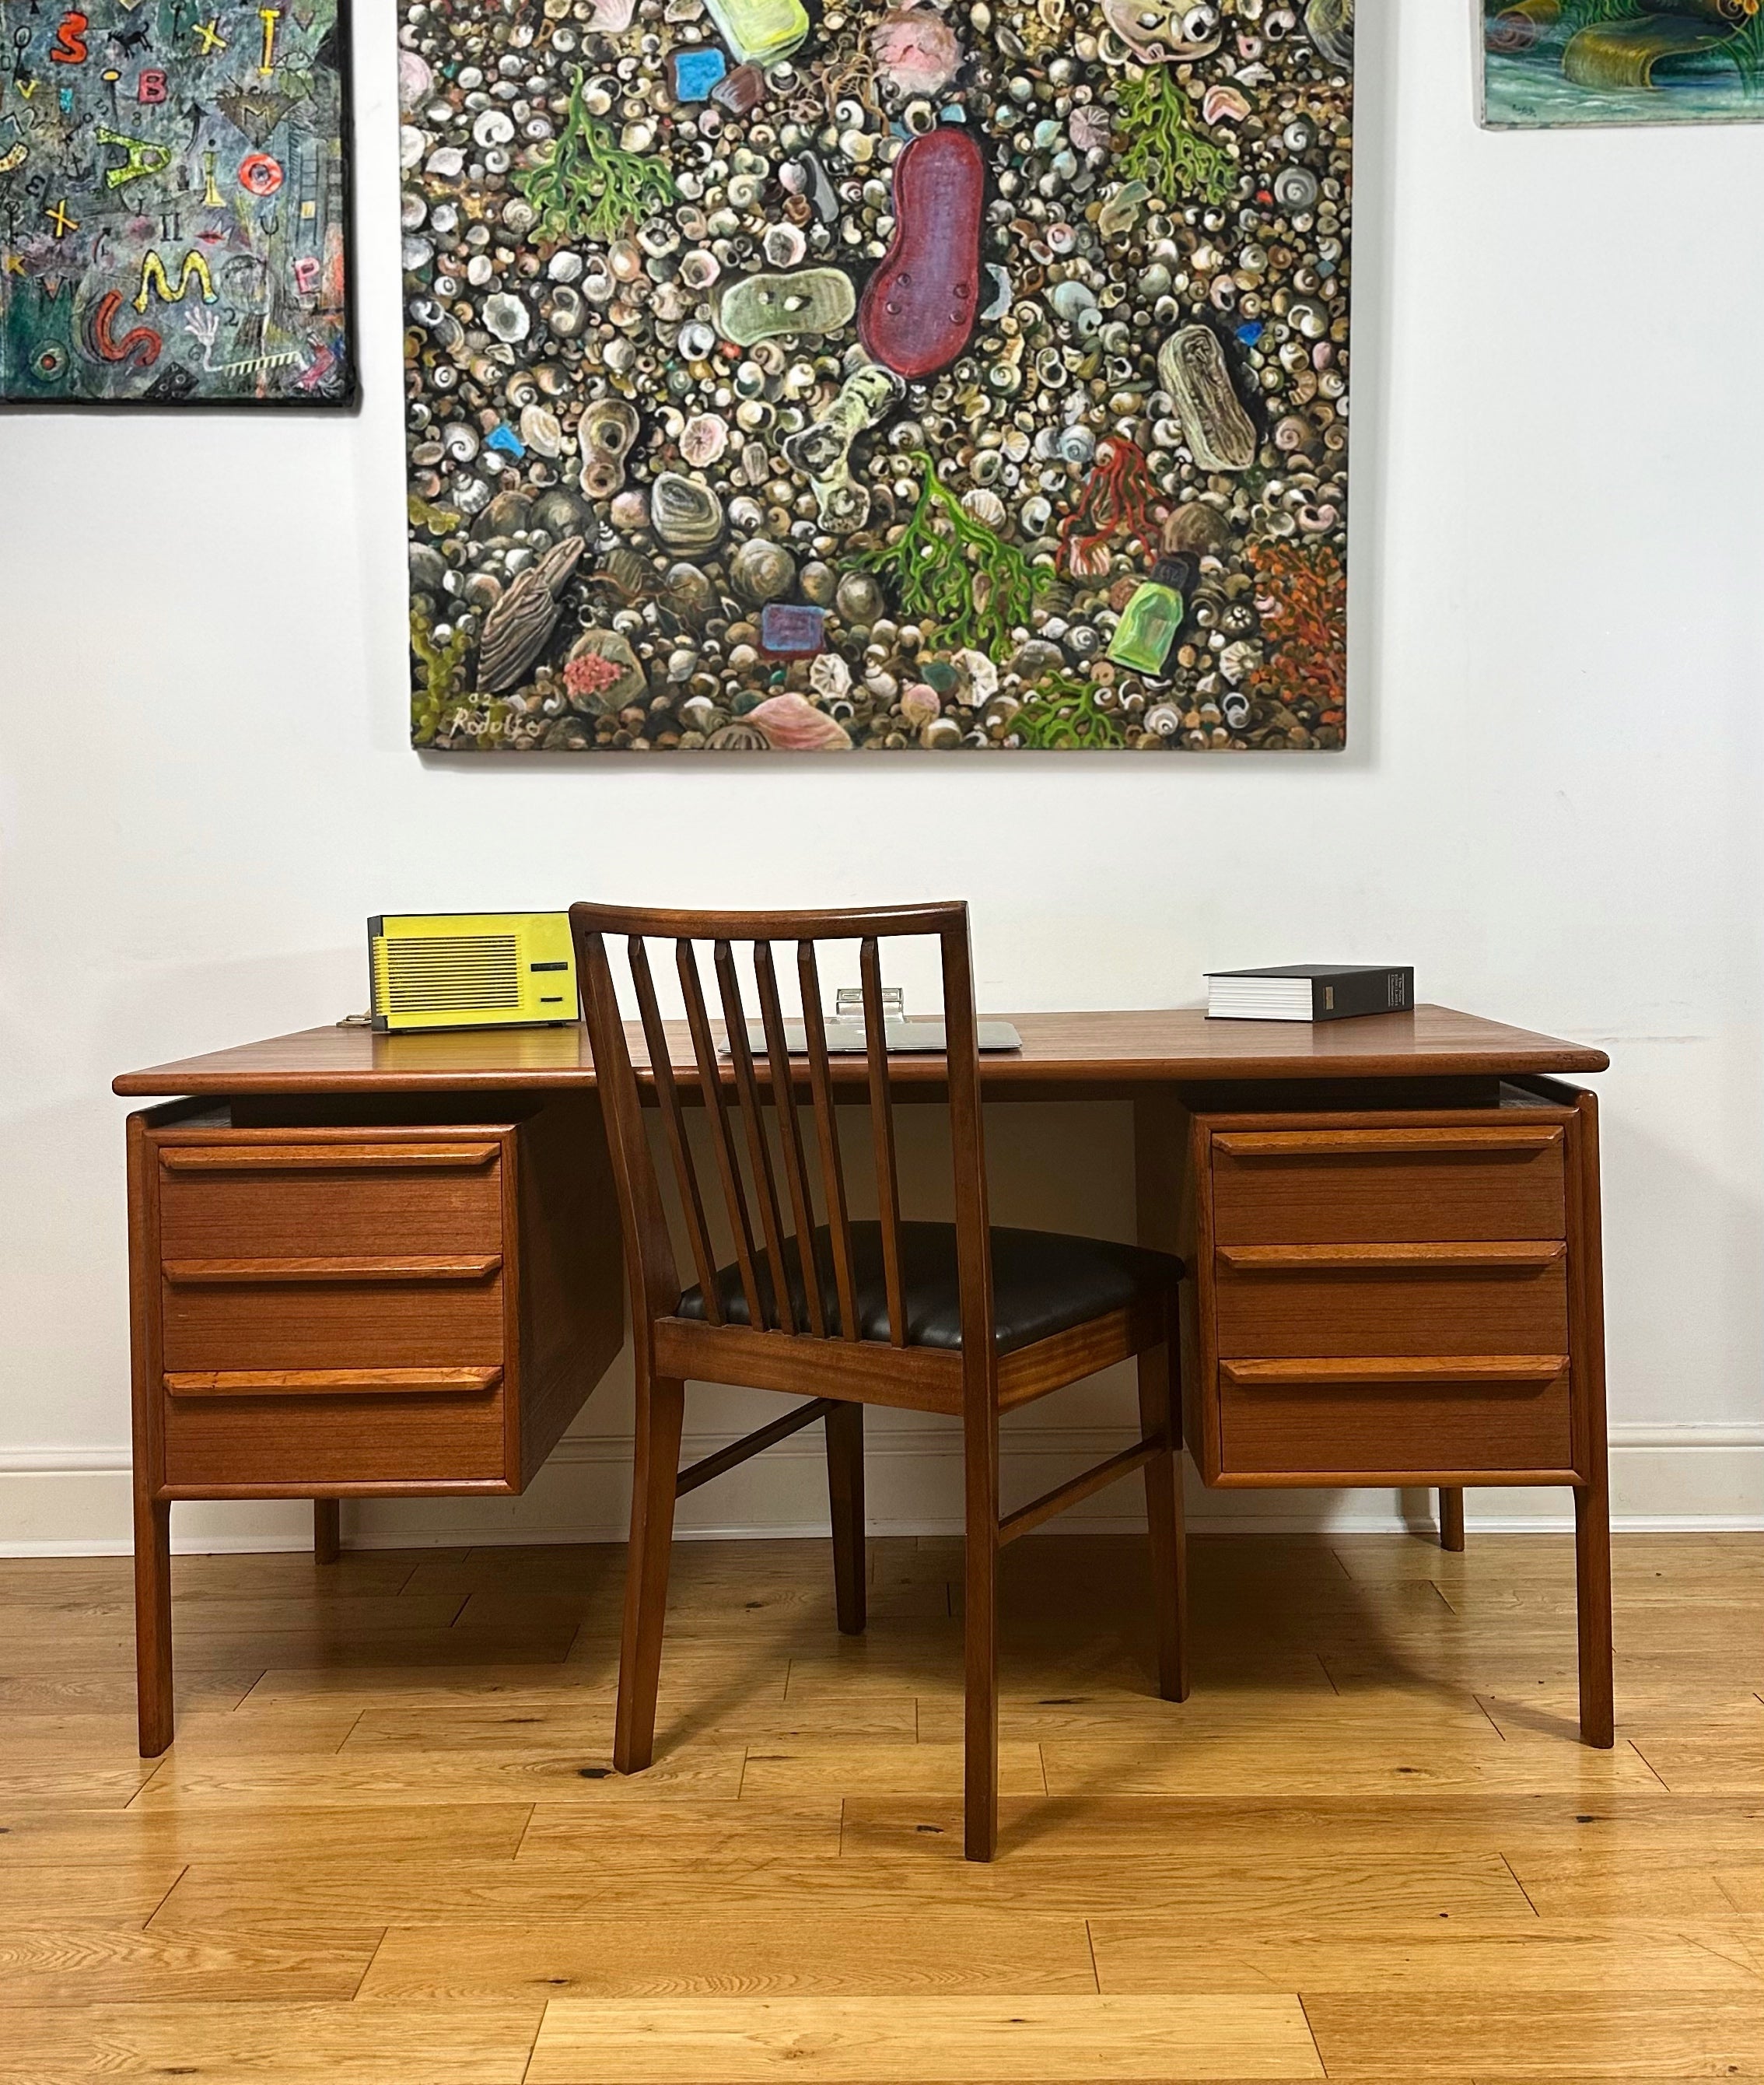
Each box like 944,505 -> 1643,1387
341,1698 -> 919,1750
0,1922 -> 383,2006
914,1689 -> 1503,1744
145,1624 -> 582,1671
0,1707 -> 363,1765
838,1792 -> 1764,1862
0,1666 -> 264,1717
455,1579 -> 953,1631
127,1745 -> 749,1807
3,1864 -> 189,1923
1628,1709 -> 1764,1794
525,1993 -> 1324,2083
0,1999 -> 542,2081
1038,1730 -> 1660,1798
239,1648 -> 788,1710
0,1800 -> 534,1866
738,1740 -> 1048,1798
358,1911 -> 1097,1999
149,1847 -> 1536,1926
1301,1992 -> 1764,2076
1088,1917 -> 1764,1992
1,1593 -> 467,1639
0,1764 -> 163,1809
1711,1870 -> 1764,1912
1500,1852 -> 1752,1920
515,1799 -> 842,1862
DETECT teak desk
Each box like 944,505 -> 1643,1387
114,1006 -> 1613,1757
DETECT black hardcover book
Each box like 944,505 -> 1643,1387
1204,965 -> 1415,1024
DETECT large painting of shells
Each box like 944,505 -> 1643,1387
1483,0 -> 1764,126
0,1 -> 354,406
402,0 -> 1352,753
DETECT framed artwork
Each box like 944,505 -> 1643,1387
1482,0 -> 1764,126
0,2 -> 355,405
404,0 -> 1352,754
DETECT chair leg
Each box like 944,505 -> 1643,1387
614,1371 -> 685,1775
313,1499 -> 341,1565
1438,1487 -> 1465,1553
824,1400 -> 866,1636
1139,1336 -> 1188,1704
963,1393 -> 1000,1862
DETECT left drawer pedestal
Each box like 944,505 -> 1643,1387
126,1099 -> 624,1753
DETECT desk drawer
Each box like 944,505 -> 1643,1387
1217,1359 -> 1574,1481
1212,1127 -> 1566,1245
155,1129 -> 512,1491
158,1140 -> 505,1260
161,1380 -> 507,1489
1214,1243 -> 1570,1358
161,1266 -> 506,1375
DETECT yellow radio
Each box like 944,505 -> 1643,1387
368,913 -> 578,1033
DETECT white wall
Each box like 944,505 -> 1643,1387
2,1 -> 1760,1555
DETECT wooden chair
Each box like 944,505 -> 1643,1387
569,899 -> 1189,1861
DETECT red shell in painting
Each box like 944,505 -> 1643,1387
857,126 -> 985,383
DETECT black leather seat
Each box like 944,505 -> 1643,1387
676,1221 -> 1183,1355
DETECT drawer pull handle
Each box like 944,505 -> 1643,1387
1222,1355 -> 1568,1388
160,1144 -> 500,1173
1216,1242 -> 1566,1274
164,1256 -> 503,1285
164,1367 -> 503,1398
1214,1128 -> 1563,1158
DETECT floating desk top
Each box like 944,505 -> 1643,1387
114,1005 -> 1608,1098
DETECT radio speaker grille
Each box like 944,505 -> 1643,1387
382,934 -> 522,1013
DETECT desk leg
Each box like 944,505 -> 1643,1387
133,1488 -> 173,1757
1139,1332 -> 1188,1703
313,1500 -> 341,1565
1438,1488 -> 1465,1552
1575,1476 -> 1614,1747
1571,1087 -> 1614,1749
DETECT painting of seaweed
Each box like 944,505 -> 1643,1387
1482,0 -> 1764,127
402,0 -> 1353,754
0,1 -> 355,405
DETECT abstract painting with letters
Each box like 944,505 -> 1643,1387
0,1 -> 354,405
403,0 -> 1352,754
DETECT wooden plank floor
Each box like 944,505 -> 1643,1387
3,1530 -> 1762,2082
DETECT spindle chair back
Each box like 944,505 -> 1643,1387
571,899 -> 1188,1859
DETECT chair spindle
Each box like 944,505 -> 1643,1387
714,939 -> 797,1335
860,936 -> 906,1348
628,937 -> 722,1323
754,942 -> 826,1337
677,938 -> 765,1329
799,941 -> 859,1342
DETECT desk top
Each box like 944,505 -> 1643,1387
114,1006 -> 1608,1098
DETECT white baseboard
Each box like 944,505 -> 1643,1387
2,1423 -> 1760,1557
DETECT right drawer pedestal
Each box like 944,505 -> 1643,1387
1185,1106 -> 1592,1488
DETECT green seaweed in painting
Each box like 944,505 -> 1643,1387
1113,68 -> 1237,205
1724,12 -> 1764,89
410,605 -> 471,748
852,454 -> 1047,654
1010,671 -> 1129,750
516,69 -> 677,242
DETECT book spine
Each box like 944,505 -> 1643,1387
1311,969 -> 1415,1021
